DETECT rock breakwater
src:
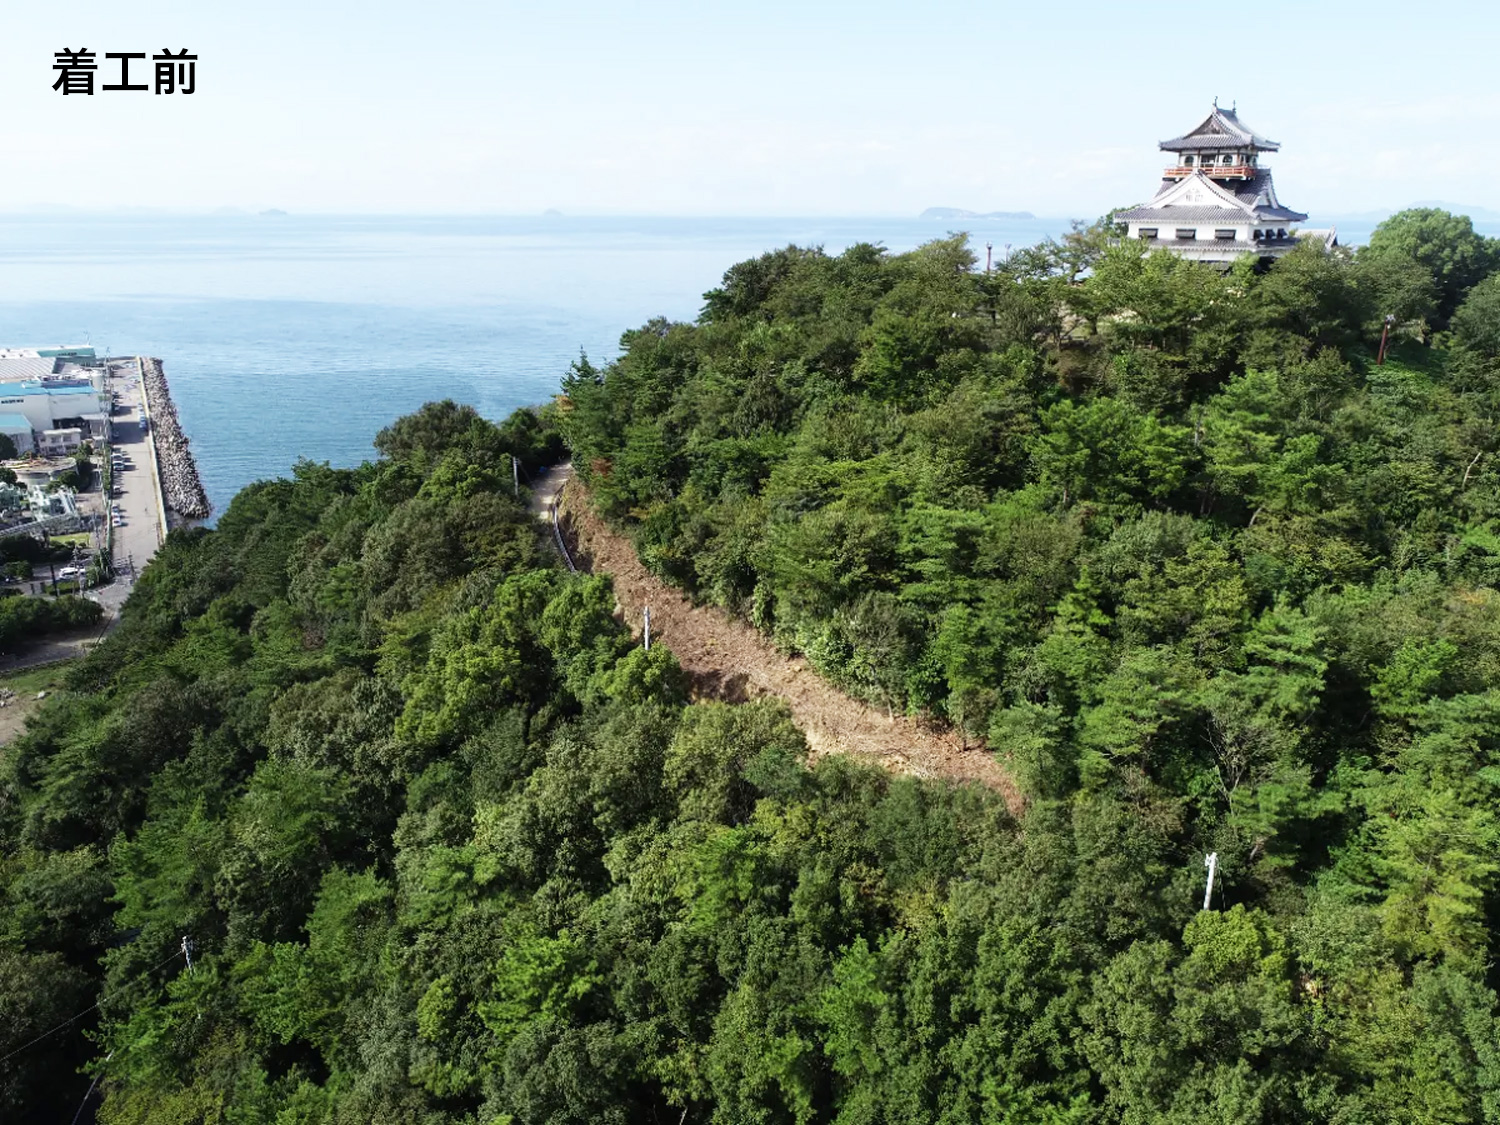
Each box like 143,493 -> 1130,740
141,358 -> 211,520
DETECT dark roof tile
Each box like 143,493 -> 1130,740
1159,105 -> 1280,152
1118,206 -> 1254,222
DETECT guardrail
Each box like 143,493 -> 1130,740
550,486 -> 577,574
1164,164 -> 1256,179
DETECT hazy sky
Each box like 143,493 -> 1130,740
5,0 -> 1494,218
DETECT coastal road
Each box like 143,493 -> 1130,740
107,363 -> 164,583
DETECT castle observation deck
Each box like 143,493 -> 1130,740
1116,104 -> 1335,263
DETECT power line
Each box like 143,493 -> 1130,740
0,948 -> 184,1068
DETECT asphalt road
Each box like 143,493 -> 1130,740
107,366 -> 163,581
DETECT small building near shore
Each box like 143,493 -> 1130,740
1117,104 -> 1336,264
0,413 -> 35,456
37,428 -> 85,458
27,485 -> 77,519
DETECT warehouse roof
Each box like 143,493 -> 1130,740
0,357 -> 58,381
0,381 -> 97,397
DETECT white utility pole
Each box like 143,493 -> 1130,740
512,457 -> 519,496
1203,852 -> 1219,910
643,606 -> 651,651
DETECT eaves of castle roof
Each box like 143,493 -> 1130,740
1159,105 -> 1280,152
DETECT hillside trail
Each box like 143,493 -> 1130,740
532,461 -> 1022,811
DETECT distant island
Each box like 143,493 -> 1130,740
920,206 -> 1035,220
259,208 -> 288,217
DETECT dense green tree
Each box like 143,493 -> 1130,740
1451,272 -> 1500,363
5,220 -> 1500,1122
1366,207 -> 1500,325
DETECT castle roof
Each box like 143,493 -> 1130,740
1159,105 -> 1279,152
1116,169 -> 1307,225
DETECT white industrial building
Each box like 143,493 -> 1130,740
0,346 -> 110,457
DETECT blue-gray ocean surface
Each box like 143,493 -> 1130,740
0,212 -> 1455,519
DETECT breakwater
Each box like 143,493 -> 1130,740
140,358 -> 211,521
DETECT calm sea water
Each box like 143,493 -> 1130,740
0,212 -> 1476,519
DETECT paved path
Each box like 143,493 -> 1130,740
529,461 -> 577,571
108,363 -> 164,581
0,627 -> 108,672
528,461 -> 573,518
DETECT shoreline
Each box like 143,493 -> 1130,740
139,357 -> 210,524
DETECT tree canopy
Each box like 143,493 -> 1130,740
6,207 -> 1500,1123
1365,206 -> 1500,326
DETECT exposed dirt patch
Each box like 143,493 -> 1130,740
557,477 -> 1022,812
0,661 -> 77,749
0,694 -> 40,746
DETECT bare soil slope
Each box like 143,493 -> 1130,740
0,662 -> 77,749
555,476 -> 1021,810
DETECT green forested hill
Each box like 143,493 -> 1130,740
6,210 -> 1500,1123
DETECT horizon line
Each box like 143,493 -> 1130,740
0,205 -> 1480,222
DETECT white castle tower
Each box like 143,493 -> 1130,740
1117,103 -> 1335,263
